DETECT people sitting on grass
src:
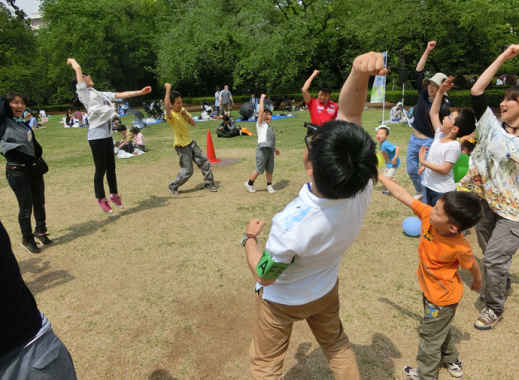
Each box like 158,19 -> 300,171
418,76 -> 476,206
130,126 -> 146,152
216,115 -> 240,138
378,174 -> 482,380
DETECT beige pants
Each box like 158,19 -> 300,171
249,281 -> 360,380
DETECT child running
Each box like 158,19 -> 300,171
67,58 -> 151,212
379,174 -> 482,380
419,77 -> 476,206
244,94 -> 280,194
375,125 -> 400,194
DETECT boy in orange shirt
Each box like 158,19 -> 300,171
379,174 -> 482,380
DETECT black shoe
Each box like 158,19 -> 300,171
21,239 -> 41,254
35,233 -> 53,245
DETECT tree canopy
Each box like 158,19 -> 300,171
2,0 -> 519,105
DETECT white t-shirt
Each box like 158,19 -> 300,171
258,181 -> 373,305
422,129 -> 460,193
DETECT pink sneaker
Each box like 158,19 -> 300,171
98,199 -> 113,213
110,193 -> 123,208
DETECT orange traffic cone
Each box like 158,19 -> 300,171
206,129 -> 221,163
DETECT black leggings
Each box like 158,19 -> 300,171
6,167 -> 46,240
88,137 -> 117,199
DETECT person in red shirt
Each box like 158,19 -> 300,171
301,69 -> 338,125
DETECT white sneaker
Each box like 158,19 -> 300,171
267,184 -> 276,194
445,359 -> 463,378
244,181 -> 255,193
413,193 -> 423,200
402,366 -> 419,380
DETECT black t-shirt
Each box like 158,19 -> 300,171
0,221 -> 42,357
412,71 -> 451,138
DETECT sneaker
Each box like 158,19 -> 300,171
244,181 -> 255,193
474,306 -> 502,330
168,183 -> 179,195
267,184 -> 276,194
402,366 -> 419,380
445,359 -> 463,378
382,189 -> 390,195
97,199 -> 113,213
110,193 -> 123,208
204,183 -> 218,192
413,193 -> 423,200
35,233 -> 53,245
21,239 -> 41,254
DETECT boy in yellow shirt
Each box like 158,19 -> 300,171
164,83 -> 217,194
379,174 -> 482,380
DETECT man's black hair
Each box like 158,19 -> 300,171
319,88 -> 331,95
264,109 -> 272,115
5,92 -> 26,105
171,91 -> 182,101
453,109 -> 476,138
308,120 -> 378,199
439,191 -> 482,232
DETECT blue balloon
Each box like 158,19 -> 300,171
402,216 -> 422,237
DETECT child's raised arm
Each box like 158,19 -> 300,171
378,173 -> 415,208
301,69 -> 319,104
429,76 -> 453,132
257,94 -> 267,125
337,52 -> 387,126
115,86 -> 151,100
163,83 -> 172,118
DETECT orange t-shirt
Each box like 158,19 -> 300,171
411,200 -> 475,306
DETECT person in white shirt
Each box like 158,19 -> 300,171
419,76 -> 476,206
244,94 -> 279,194
242,51 -> 385,380
67,58 -> 151,213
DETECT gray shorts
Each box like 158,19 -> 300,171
256,147 -> 275,174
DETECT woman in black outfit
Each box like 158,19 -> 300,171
0,93 -> 51,254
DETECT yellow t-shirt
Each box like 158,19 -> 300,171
165,107 -> 193,147
411,200 -> 475,306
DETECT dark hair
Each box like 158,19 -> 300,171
114,124 -> 127,131
461,139 -> 476,154
377,126 -> 389,136
308,120 -> 378,199
223,115 -> 230,122
130,127 -> 140,134
264,109 -> 272,115
504,86 -> 519,101
453,109 -> 476,138
171,91 -> 182,101
439,191 -> 482,231
6,92 -> 26,105
319,88 -> 331,95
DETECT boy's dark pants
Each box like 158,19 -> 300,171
417,296 -> 458,380
170,141 -> 214,190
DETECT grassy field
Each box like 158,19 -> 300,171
1,108 -> 518,380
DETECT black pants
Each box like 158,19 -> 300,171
6,167 -> 47,240
88,137 -> 118,199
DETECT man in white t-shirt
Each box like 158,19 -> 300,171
242,52 -> 386,380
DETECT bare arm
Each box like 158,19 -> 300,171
378,173 -> 415,208
471,44 -> 519,96
115,86 -> 152,99
416,41 -> 436,72
301,69 -> 319,104
181,109 -> 196,126
67,58 -> 84,84
337,52 -> 387,125
257,94 -> 266,125
392,146 -> 400,165
164,83 -> 172,118
469,259 -> 482,291
244,219 -> 275,286
429,76 -> 453,131
418,145 -> 454,174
